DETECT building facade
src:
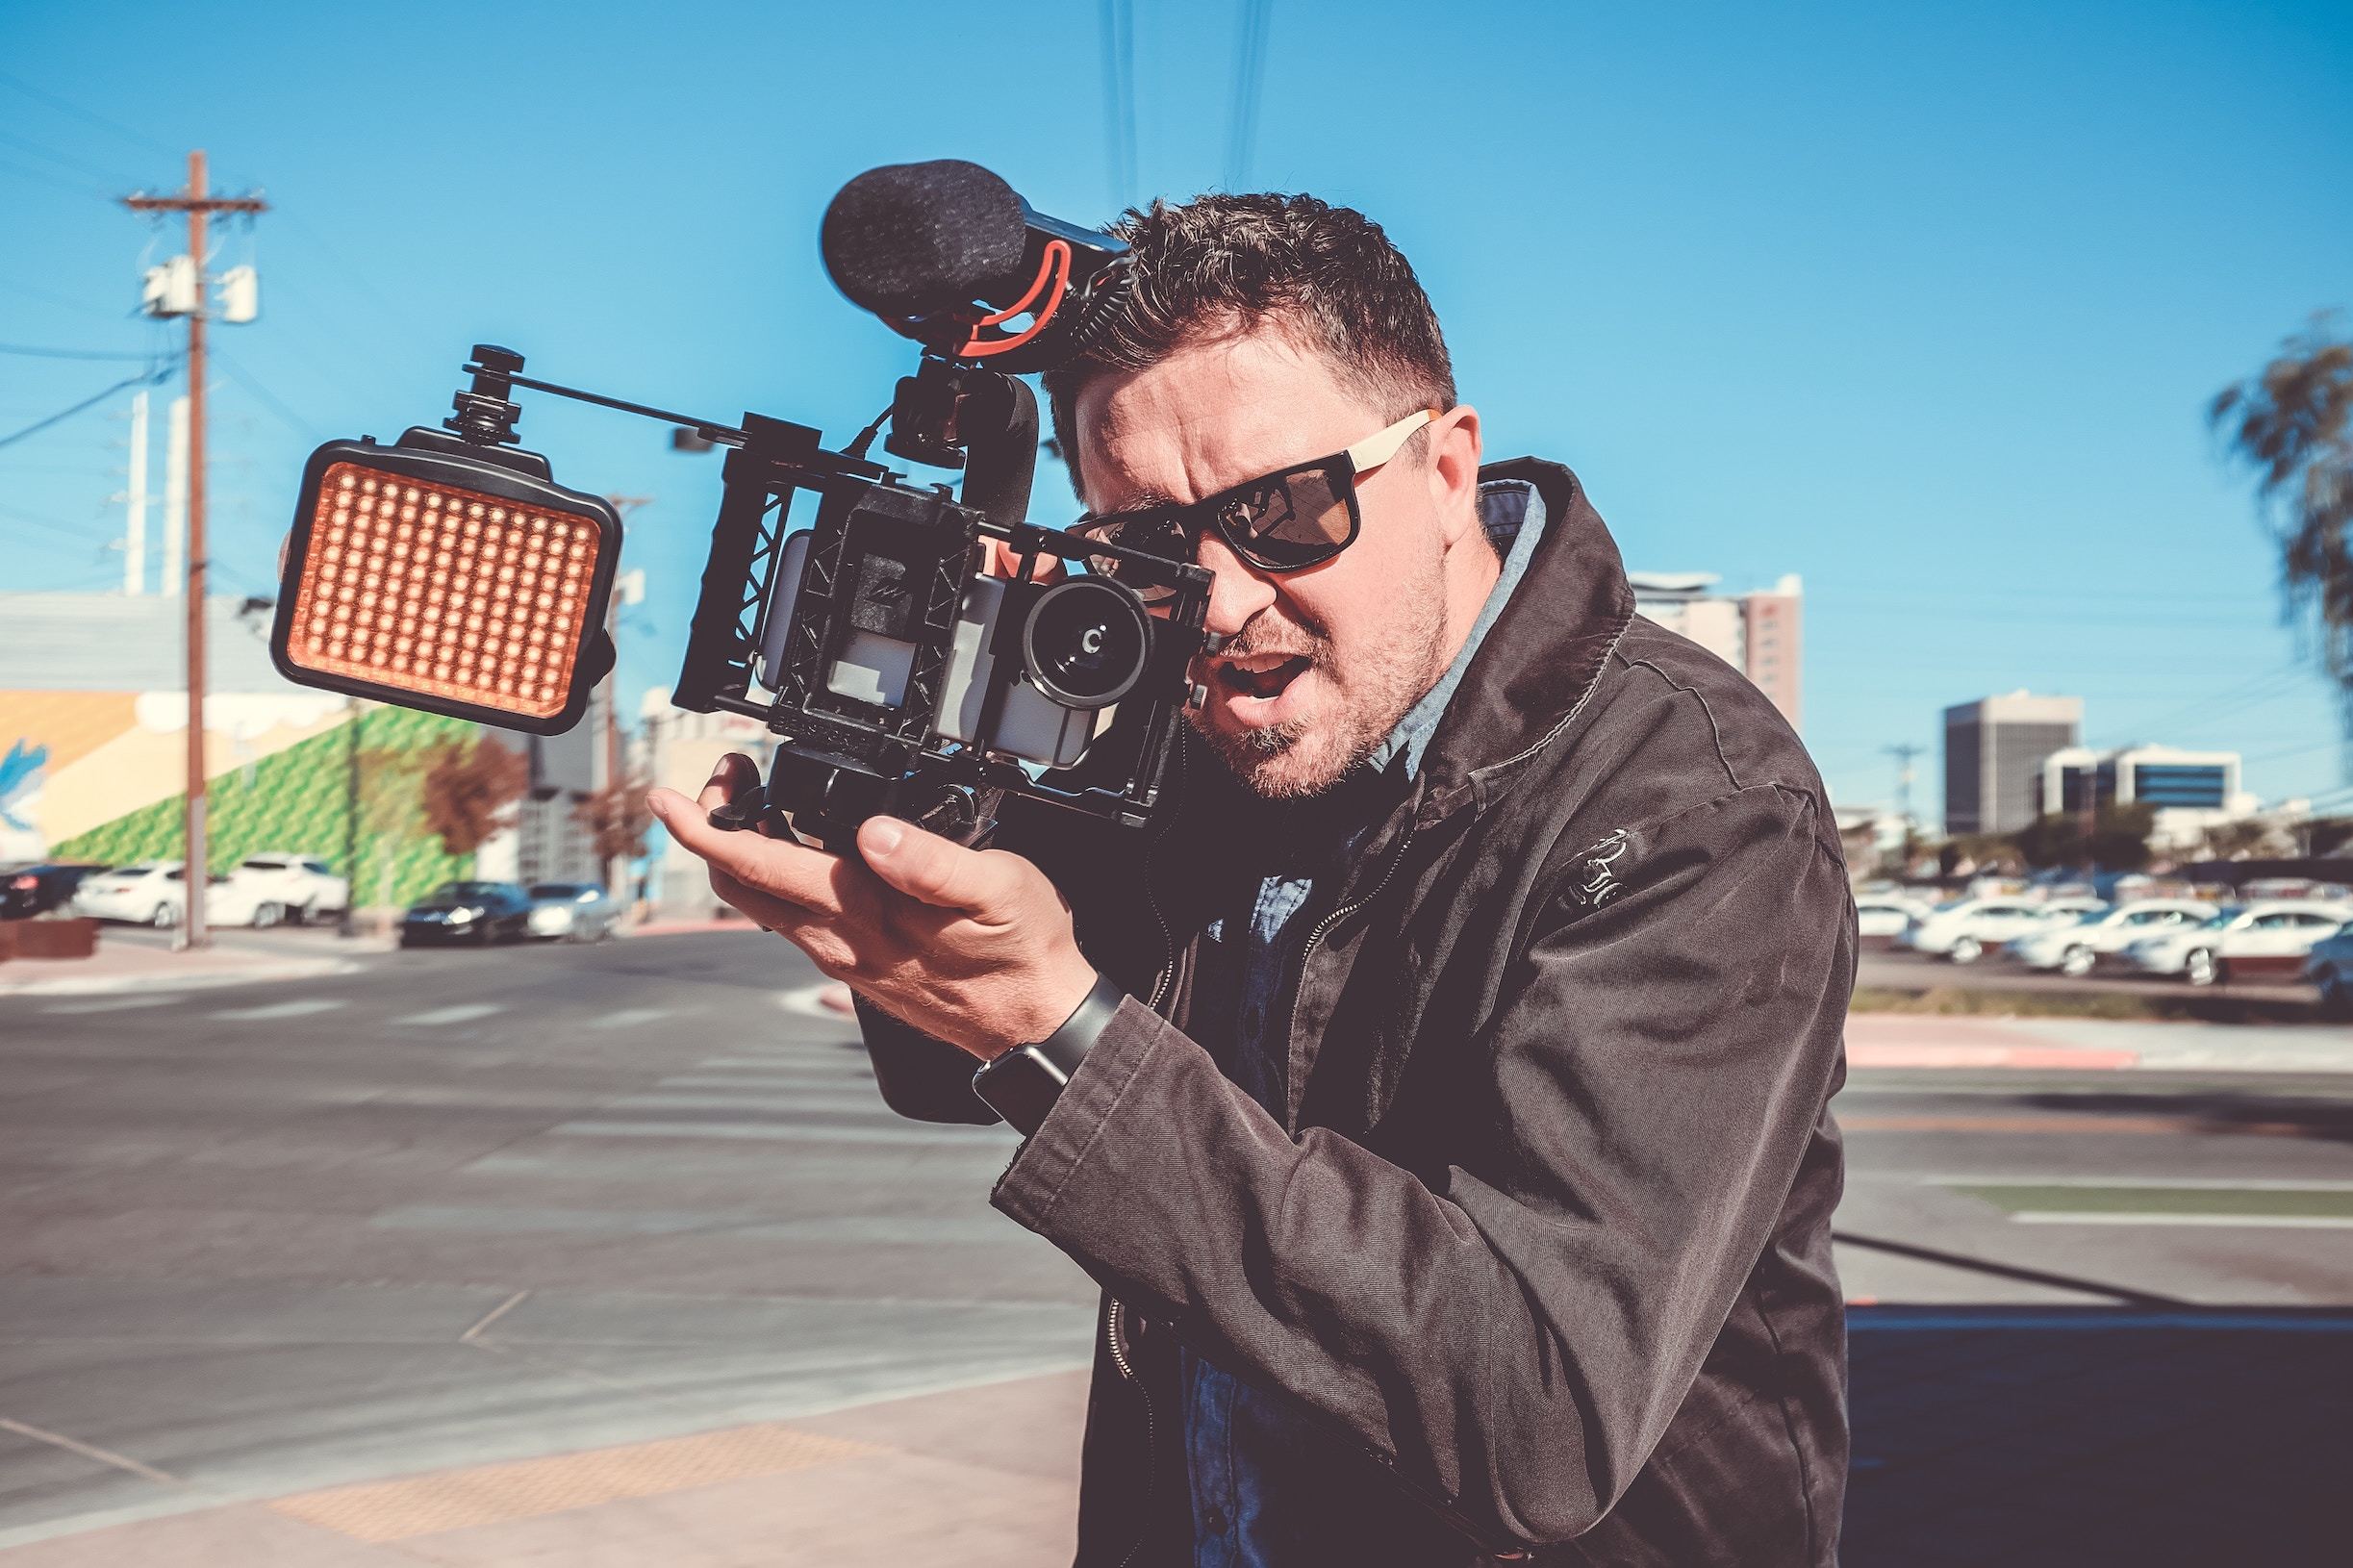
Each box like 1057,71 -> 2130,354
2032,744 -> 2257,851
1629,571 -> 1805,728
1943,691 -> 2083,836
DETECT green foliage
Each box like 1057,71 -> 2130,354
2010,801 -> 2157,871
51,706 -> 476,907
2213,316 -> 2353,735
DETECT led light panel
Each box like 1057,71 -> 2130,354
283,463 -> 603,722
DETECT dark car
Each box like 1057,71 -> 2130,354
398,880 -> 534,947
2,863 -> 109,921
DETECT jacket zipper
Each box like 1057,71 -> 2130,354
1103,1298 -> 1158,1568
1278,818 -> 1417,1120
1105,744 -> 1184,1567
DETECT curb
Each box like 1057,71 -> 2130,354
0,956 -> 364,999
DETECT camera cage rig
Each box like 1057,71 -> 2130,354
440,343 -> 1220,853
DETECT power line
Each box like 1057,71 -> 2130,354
0,366 -> 172,452
212,348 -> 322,443
0,157 -> 108,201
1225,0 -> 1272,190
1101,0 -> 1139,209
0,127 -> 137,188
0,69 -> 179,164
0,341 -> 162,361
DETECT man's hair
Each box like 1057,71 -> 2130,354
1043,192 -> 1456,498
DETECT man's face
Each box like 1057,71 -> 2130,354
1074,331 -> 1472,799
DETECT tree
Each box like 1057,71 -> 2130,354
418,735 -> 531,858
2011,803 -> 2157,872
2212,316 -> 2353,732
572,776 -> 654,898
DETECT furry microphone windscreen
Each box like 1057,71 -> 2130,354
821,160 -> 1034,320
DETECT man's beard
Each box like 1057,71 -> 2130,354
1192,560 -> 1452,802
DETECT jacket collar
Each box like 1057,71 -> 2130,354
1411,458 -> 1635,823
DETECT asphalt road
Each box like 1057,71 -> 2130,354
3,929 -> 2350,1551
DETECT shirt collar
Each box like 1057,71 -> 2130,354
1367,478 -> 1550,781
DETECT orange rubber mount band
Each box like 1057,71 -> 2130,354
956,240 -> 1072,357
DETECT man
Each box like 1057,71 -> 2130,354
653,192 -> 1855,1566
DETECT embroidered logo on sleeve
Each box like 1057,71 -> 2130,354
1573,828 -> 1632,908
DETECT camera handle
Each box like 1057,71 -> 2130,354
883,357 -> 1038,532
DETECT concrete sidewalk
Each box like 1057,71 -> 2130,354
0,937 -> 364,998
9,1310 -> 2345,1566
1846,1012 -> 2353,1073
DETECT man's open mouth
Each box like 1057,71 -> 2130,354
1216,652 -> 1313,701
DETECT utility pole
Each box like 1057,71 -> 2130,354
1883,743 -> 1923,832
598,495 -> 650,896
125,152 -> 266,950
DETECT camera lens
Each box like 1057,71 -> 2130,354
1021,578 -> 1151,710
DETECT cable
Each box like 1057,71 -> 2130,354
0,128 -> 136,188
0,158 -> 108,201
1225,0 -> 1271,190
0,341 -> 160,361
0,366 -> 171,453
211,349 -> 322,443
1101,0 -> 1139,208
0,69 -> 179,164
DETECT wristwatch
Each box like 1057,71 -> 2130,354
970,972 -> 1126,1135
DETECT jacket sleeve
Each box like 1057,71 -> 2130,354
987,782 -> 1854,1553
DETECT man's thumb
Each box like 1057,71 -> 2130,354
857,816 -> 999,911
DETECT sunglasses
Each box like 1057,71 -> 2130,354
1073,409 -> 1438,604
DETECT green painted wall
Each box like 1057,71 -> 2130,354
53,706 -> 478,908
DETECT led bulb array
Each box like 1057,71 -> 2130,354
286,463 -> 600,721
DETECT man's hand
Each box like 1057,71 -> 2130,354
648,754 -> 1100,1061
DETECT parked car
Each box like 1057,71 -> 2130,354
2121,901 -> 2350,987
399,881 -> 534,947
73,861 -> 189,926
229,853 -> 349,923
2007,899 -> 2220,978
69,861 -> 286,928
2,863 -> 109,920
2304,928 -> 2353,1019
1904,898 -> 2108,965
525,882 -> 622,942
1856,895 -> 1936,948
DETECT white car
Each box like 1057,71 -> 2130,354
2122,901 -> 2350,987
228,852 -> 348,923
2007,899 -> 2219,978
524,881 -> 623,942
1905,898 -> 2107,965
1856,896 -> 1933,946
72,861 -> 281,928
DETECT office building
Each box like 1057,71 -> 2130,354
1943,692 -> 2082,836
1630,571 -> 1804,727
2032,744 -> 2256,851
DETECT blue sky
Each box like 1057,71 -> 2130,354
3,0 -> 2348,823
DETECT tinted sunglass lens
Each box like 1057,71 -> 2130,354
1221,468 -> 1354,568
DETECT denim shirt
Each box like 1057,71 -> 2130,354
1180,480 -> 1547,1566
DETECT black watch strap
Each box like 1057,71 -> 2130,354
970,972 -> 1126,1136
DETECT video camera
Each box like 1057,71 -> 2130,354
267,161 -> 1222,852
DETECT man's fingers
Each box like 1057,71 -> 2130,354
857,816 -> 1015,915
696,751 -> 759,813
982,539 -> 1068,584
651,785 -> 849,918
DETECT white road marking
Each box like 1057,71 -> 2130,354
391,1003 -> 505,1026
612,1091 -> 885,1113
587,1007 -> 677,1031
661,1073 -> 874,1090
776,983 -> 856,1020
41,996 -> 186,1015
210,999 -> 347,1022
2011,1212 -> 2353,1229
550,1119 -> 1011,1146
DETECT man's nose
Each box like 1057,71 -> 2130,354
1197,531 -> 1277,639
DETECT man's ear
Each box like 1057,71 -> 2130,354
1426,404 -> 1484,551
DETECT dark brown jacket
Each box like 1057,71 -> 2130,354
857,460 -> 1855,1565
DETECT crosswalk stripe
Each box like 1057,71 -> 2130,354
41,995 -> 186,1015
587,1007 -> 678,1031
211,999 -> 348,1022
550,1119 -> 1012,1147
613,1092 -> 887,1113
660,1074 -> 873,1090
391,1003 -> 505,1026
